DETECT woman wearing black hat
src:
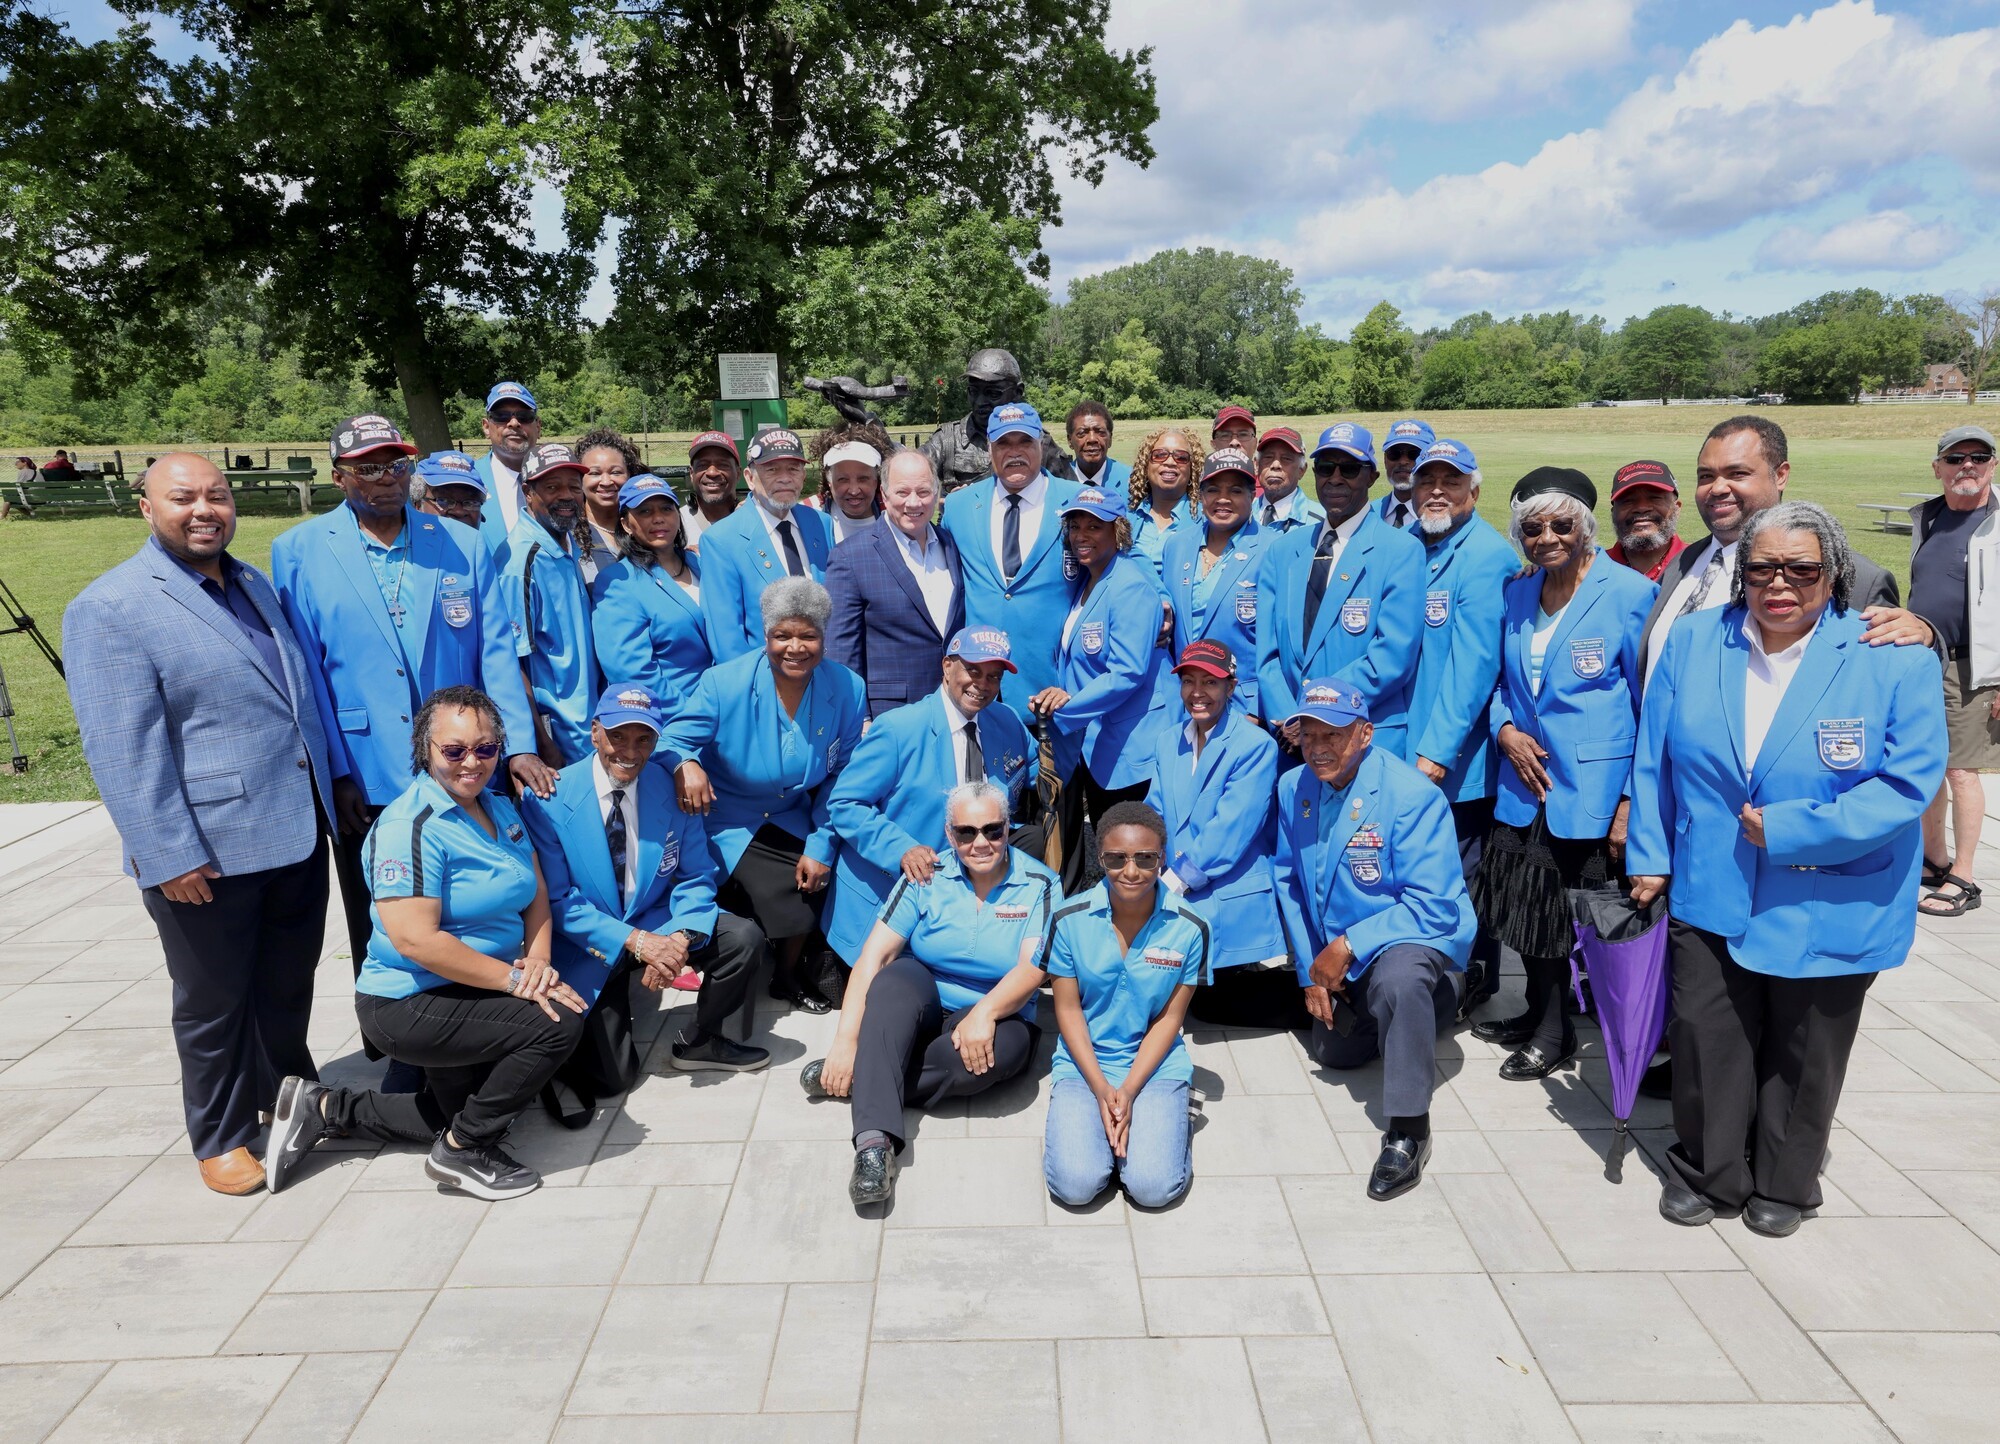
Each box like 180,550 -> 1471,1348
1471,469 -> 1658,1079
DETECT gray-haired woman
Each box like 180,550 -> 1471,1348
658,578 -> 868,1011
800,779 -> 1061,1207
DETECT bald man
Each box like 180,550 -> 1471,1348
66,455 -> 337,1196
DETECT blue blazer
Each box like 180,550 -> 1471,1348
1627,606 -> 1946,979
473,453 -> 513,563
502,515 -> 599,766
65,542 -> 336,887
1050,550 -> 1168,789
1145,702 -> 1285,970
588,554 -> 712,714
271,504 -> 536,806
1273,746 -> 1476,983
697,501 -> 834,661
940,473 -> 1083,711
825,517 -> 967,718
520,758 -> 720,1005
1161,521 -> 1269,718
1256,509 -> 1426,750
822,693 -> 1036,963
1490,553 -> 1657,837
655,650 -> 868,874
1405,515 -> 1521,803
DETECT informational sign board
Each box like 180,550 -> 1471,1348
718,353 -> 781,401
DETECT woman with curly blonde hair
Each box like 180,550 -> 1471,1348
1126,426 -> 1205,583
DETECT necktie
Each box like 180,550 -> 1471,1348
963,720 -> 984,782
1262,500 -> 1277,527
777,518 -> 806,578
606,788 -> 628,906
1677,545 -> 1725,618
1303,531 -> 1338,637
1391,501 -> 1410,528
1002,493 -> 1023,580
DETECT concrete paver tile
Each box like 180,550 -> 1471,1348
45,1354 -> 299,1444
1813,1330 -> 2000,1443
1129,1175 -> 1307,1276
1669,1272 -> 1854,1402
1056,1337 -> 1267,1444
566,1283 -> 782,1415
705,1141 -> 882,1283
222,1289 -> 434,1356
247,1351 -> 395,1444
1564,1402 -> 1895,1442
448,1185 -> 651,1288
273,1189 -> 487,1293
1141,1275 -> 1330,1336
0,1241 -> 295,1361
857,1340 -> 1058,1444
873,1226 -> 1145,1341
1242,1335 -> 1369,1444
762,1282 -> 871,1412
1726,1216 -> 2000,1330
1495,1271 -> 1750,1403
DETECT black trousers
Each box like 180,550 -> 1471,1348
140,834 -> 328,1159
1058,763 -> 1149,895
330,806 -> 385,979
1450,797 -> 1503,1004
328,984 -> 586,1149
1190,966 -> 1313,1031
1666,920 -> 1873,1211
1304,943 -> 1457,1122
851,956 -> 1039,1147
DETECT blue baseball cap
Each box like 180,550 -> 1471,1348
617,474 -> 678,511
416,450 -> 486,494
1061,486 -> 1125,523
945,626 -> 1018,673
594,683 -> 662,735
1311,423 -> 1375,465
1288,677 -> 1370,728
987,401 -> 1043,442
1413,438 -> 1478,475
1383,418 -> 1435,454
485,381 -> 537,415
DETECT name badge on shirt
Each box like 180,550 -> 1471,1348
1347,846 -> 1382,884
1818,719 -> 1864,770
1141,946 -> 1184,970
827,738 -> 843,769
1570,638 -> 1606,679
441,589 -> 473,628
1340,598 -> 1371,634
995,904 -> 1029,921
1425,589 -> 1451,627
658,840 -> 680,876
1080,621 -> 1105,655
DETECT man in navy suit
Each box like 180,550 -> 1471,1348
66,455 -> 337,1195
826,449 -> 966,717
698,428 -> 834,659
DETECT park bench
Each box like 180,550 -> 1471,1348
11,471 -> 129,515
1855,502 -> 1913,534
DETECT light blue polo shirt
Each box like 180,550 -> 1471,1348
880,851 -> 1059,1022
359,773 -> 539,999
1042,881 -> 1211,1086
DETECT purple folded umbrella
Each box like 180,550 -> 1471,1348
1568,885 -> 1671,1131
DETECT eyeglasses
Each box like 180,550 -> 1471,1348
1942,451 -> 1995,468
1314,460 -> 1368,480
488,408 -> 536,426
950,822 -> 1008,844
434,742 -> 502,762
1100,850 -> 1163,872
1519,517 -> 1577,539
339,459 -> 413,482
1152,450 -> 1192,465
1742,561 -> 1826,587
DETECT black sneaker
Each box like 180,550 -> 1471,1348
671,1030 -> 771,1073
425,1134 -> 541,1200
265,1075 -> 332,1195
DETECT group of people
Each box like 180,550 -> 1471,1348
62,360 -> 1997,1238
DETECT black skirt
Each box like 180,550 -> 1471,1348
717,825 -> 823,941
1472,808 -> 1615,961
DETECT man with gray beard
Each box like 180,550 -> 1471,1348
1606,459 -> 1686,581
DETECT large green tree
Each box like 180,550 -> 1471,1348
1349,302 -> 1415,411
1617,305 -> 1723,401
1754,312 -> 1922,404
0,0 -> 596,451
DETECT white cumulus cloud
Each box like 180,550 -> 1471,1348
1756,210 -> 1966,270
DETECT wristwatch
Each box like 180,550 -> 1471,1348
506,965 -> 525,994
678,930 -> 710,953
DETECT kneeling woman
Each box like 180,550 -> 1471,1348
803,780 -> 1058,1207
266,686 -> 587,1201
1043,802 -> 1210,1210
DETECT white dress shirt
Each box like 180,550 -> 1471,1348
490,457 -> 523,532
1743,615 -> 1819,771
1315,506 -> 1368,568
939,688 -> 981,786
592,757 -> 641,902
1265,489 -> 1312,526
1646,537 -> 1737,683
895,523 -> 956,634
988,472 -> 1049,577
830,509 -> 874,546
750,493 -> 809,573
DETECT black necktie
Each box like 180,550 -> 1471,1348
1262,500 -> 1277,526
963,720 -> 983,782
1303,532 -> 1337,637
777,518 -> 805,578
1002,493 -> 1023,580
1391,501 -> 1409,528
606,788 -> 628,906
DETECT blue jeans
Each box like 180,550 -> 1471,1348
1043,1075 -> 1191,1209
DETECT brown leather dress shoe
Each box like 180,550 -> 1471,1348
198,1146 -> 266,1195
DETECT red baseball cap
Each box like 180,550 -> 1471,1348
1256,427 -> 1304,455
1213,405 -> 1256,435
1173,639 -> 1238,678
1611,459 -> 1677,498
688,430 -> 739,462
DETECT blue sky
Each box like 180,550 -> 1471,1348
40,0 -> 2000,337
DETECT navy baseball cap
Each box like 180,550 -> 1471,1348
617,474 -> 678,511
1061,486 -> 1125,522
1200,447 -> 1257,484
594,684 -> 662,734
330,414 -> 417,463
416,450 -> 486,494
1311,423 -> 1375,465
1383,418 -> 1436,454
485,381 -> 537,415
946,626 -> 1018,673
1288,677 -> 1370,728
1413,438 -> 1478,476
987,402 -> 1043,442
746,428 -> 805,463
522,442 -> 587,484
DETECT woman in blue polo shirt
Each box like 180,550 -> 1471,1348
801,779 -> 1058,1209
590,474 -> 711,713
1125,426 -> 1204,583
1043,801 -> 1209,1210
264,685 -> 587,1203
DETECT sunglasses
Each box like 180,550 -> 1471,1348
1100,850 -> 1163,873
1152,449 -> 1193,465
1942,451 -> 1995,467
1314,460 -> 1369,480
950,822 -> 1008,844
488,408 -> 537,425
339,459 -> 413,482
434,742 -> 502,762
1519,517 -> 1577,539
1742,561 -> 1825,587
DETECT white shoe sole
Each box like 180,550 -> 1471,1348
264,1077 -> 309,1195
669,1051 -> 772,1073
424,1154 -> 542,1201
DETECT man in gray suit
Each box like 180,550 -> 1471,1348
66,454 -> 337,1196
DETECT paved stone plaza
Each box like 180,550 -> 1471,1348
3,800 -> 1999,1442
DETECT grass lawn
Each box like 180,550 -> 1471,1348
0,402 -> 1970,804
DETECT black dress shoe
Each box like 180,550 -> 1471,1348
849,1143 -> 898,1207
1659,1180 -> 1715,1226
1498,1038 -> 1578,1081
799,1059 -> 829,1098
1471,1013 -> 1536,1045
769,979 -> 833,1014
1744,1196 -> 1803,1238
1638,1056 -> 1673,1100
1367,1132 -> 1431,1201
670,1031 -> 771,1072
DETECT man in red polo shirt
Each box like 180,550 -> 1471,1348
1605,459 -> 1685,581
